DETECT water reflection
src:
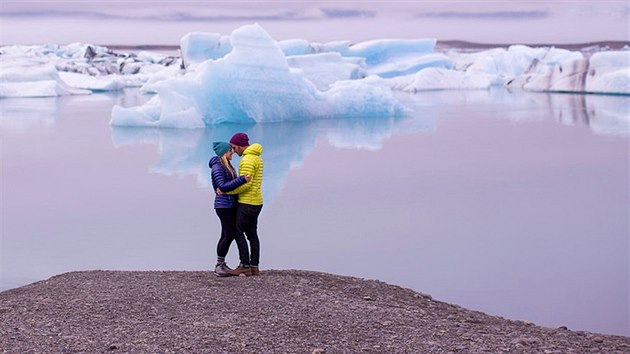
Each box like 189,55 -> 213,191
0,97 -> 60,131
521,92 -> 630,136
103,89 -> 629,207
2,89 -> 627,137
111,115 -> 435,202
401,88 -> 629,136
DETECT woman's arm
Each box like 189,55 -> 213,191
218,175 -> 248,192
212,165 -> 247,192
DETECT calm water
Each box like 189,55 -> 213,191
1,88 -> 628,336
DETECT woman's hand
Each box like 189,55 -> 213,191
216,188 -> 224,195
244,175 -> 252,182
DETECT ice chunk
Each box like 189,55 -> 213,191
180,32 -> 232,68
448,45 -> 584,87
279,39 -> 316,56
3,24 -> 629,100
319,40 -> 352,54
137,51 -> 169,64
111,23 -> 404,128
59,71 -> 145,91
286,52 -> 366,90
585,51 -> 630,95
403,67 -> 492,91
343,39 -> 437,65
368,53 -> 453,78
520,51 -> 630,95
0,64 -> 90,97
523,58 -> 590,93
139,65 -> 184,93
0,43 -> 179,97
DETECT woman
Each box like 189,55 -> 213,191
209,141 -> 251,277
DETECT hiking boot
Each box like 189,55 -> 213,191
250,266 -> 260,276
232,264 -> 252,276
214,263 -> 235,277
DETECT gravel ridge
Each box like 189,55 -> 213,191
1,270 -> 628,353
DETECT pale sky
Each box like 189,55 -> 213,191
1,1 -> 629,45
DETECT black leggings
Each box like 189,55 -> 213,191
215,207 -> 249,265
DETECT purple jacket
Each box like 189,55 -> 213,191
209,156 -> 247,209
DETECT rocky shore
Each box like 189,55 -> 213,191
1,270 -> 629,353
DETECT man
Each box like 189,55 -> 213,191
223,132 -> 264,276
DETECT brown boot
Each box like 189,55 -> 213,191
250,266 -> 260,276
232,264 -> 252,276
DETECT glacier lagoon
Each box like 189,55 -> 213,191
1,87 -> 628,336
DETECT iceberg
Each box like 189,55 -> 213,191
341,39 -> 437,65
110,24 -> 405,128
1,23 -> 628,122
521,51 -> 630,95
0,43 -> 180,97
0,63 -> 90,97
285,53 -> 366,90
584,51 -> 630,95
402,67 -> 492,91
180,32 -> 232,68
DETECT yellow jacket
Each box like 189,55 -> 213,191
227,143 -> 263,205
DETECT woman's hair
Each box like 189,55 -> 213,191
220,155 -> 235,178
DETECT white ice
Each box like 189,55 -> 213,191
1,23 -> 628,127
111,24 -> 405,128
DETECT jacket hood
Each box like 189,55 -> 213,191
209,156 -> 220,167
244,143 -> 263,156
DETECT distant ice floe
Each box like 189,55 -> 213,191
0,63 -> 91,97
0,43 -> 180,97
1,23 -> 628,127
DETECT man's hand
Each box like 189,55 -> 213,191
216,188 -> 224,195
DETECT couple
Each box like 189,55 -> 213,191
209,132 -> 264,277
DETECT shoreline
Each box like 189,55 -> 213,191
1,270 -> 628,353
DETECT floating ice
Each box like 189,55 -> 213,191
279,39 -> 316,56
520,58 -> 586,93
286,53 -> 366,90
520,51 -> 630,95
584,51 -> 630,95
180,32 -> 231,68
401,67 -> 492,91
110,24 -> 405,128
109,23 -> 629,127
0,43 -> 179,97
341,39 -> 437,65
0,63 -> 90,97
1,23 -> 628,107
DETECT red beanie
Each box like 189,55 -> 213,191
230,132 -> 250,146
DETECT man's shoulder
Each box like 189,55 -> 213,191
245,143 -> 263,155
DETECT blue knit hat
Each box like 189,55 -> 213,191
213,141 -> 231,156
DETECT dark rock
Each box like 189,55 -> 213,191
1,270 -> 629,353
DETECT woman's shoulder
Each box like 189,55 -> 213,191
210,160 -> 228,173
209,156 -> 220,168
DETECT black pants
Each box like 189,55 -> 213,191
236,203 -> 263,266
215,207 -> 249,265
